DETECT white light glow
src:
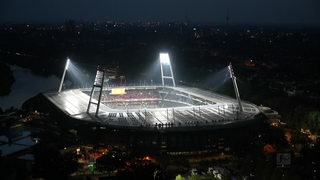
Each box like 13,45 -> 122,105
59,58 -> 71,92
160,53 -> 170,65
65,58 -> 70,70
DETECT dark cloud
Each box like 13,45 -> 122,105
0,0 -> 319,25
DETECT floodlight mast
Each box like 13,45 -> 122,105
228,63 -> 243,112
58,58 -> 70,93
159,53 -> 176,87
87,66 -> 105,117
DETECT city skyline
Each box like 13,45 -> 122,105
1,0 -> 320,25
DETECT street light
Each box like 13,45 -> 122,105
58,58 -> 70,93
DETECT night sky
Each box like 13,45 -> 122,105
1,0 -> 320,25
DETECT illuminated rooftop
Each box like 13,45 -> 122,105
43,86 -> 261,131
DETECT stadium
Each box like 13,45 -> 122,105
42,53 -> 265,151
44,86 -> 261,131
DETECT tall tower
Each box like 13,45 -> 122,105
87,66 -> 105,116
228,63 -> 243,112
226,8 -> 230,25
58,58 -> 70,93
159,53 -> 176,87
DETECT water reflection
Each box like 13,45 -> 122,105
0,65 -> 60,109
0,129 -> 39,156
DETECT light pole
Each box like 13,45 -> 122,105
58,58 -> 70,93
159,53 -> 176,87
228,63 -> 243,112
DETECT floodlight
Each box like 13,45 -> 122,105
65,58 -> 70,70
160,53 -> 170,65
228,63 -> 243,112
159,52 -> 175,87
87,67 -> 106,117
58,58 -> 71,93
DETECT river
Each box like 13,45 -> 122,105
0,65 -> 60,110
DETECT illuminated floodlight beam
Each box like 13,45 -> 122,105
159,53 -> 176,87
58,58 -> 70,93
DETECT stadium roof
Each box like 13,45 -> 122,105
44,86 -> 261,131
